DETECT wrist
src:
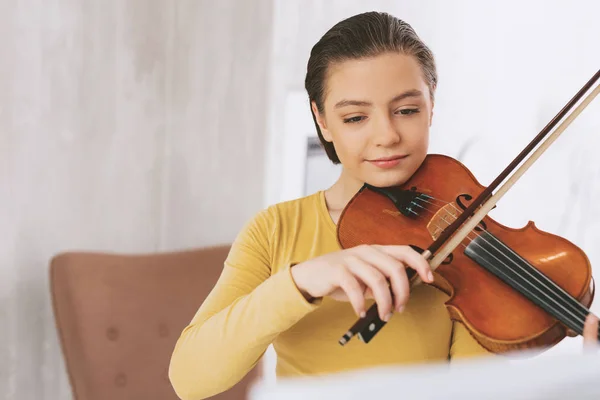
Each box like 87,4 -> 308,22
290,263 -> 316,303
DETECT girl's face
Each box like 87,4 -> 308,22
312,52 -> 433,188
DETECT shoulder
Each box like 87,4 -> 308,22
233,191 -> 323,249
266,191 -> 323,221
230,192 -> 321,264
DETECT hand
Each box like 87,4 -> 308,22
290,244 -> 434,321
583,313 -> 599,350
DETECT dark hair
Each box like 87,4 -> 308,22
305,11 -> 437,164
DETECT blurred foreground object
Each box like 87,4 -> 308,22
249,350 -> 600,400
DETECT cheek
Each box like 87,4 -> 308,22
330,125 -> 368,163
412,129 -> 429,150
398,117 -> 430,148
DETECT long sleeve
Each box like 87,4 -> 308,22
168,208 -> 320,400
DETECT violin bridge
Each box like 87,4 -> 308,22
427,203 -> 460,240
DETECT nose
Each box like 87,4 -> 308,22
372,114 -> 401,147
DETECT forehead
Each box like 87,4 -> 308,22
323,52 -> 428,105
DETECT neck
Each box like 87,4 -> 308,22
323,168 -> 364,223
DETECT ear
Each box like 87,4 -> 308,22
311,101 -> 332,142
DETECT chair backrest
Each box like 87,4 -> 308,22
50,245 -> 260,400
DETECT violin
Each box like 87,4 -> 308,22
338,68 -> 600,353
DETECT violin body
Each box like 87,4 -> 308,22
337,154 -> 594,353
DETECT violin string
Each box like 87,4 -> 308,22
425,213 -> 588,334
377,191 -> 592,334
422,197 -> 591,330
405,195 -> 591,334
398,194 -> 588,331
411,194 -> 448,208
465,233 -> 588,334
426,197 -> 592,326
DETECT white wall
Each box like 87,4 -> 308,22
266,0 -> 600,360
0,1 -> 273,399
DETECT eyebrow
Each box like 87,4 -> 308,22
333,89 -> 424,109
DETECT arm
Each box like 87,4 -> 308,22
448,321 -> 493,360
169,209 -> 320,400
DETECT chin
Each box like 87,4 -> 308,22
363,154 -> 426,188
362,170 -> 413,188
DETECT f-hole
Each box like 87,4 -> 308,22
456,194 -> 488,232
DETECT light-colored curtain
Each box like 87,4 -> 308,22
0,1 -> 272,398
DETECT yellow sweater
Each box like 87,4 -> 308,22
169,191 -> 491,399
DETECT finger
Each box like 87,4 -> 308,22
376,245 -> 434,284
345,255 -> 394,321
389,261 -> 409,312
359,246 -> 410,312
337,267 -> 367,318
565,328 -> 578,337
583,313 -> 599,350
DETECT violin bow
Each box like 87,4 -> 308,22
341,68 -> 600,345
419,68 -> 600,283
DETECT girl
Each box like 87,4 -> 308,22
169,11 -> 598,400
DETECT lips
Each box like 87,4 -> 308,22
367,154 -> 408,169
369,155 -> 407,162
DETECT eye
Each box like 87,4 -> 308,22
343,116 -> 366,124
396,108 -> 420,115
